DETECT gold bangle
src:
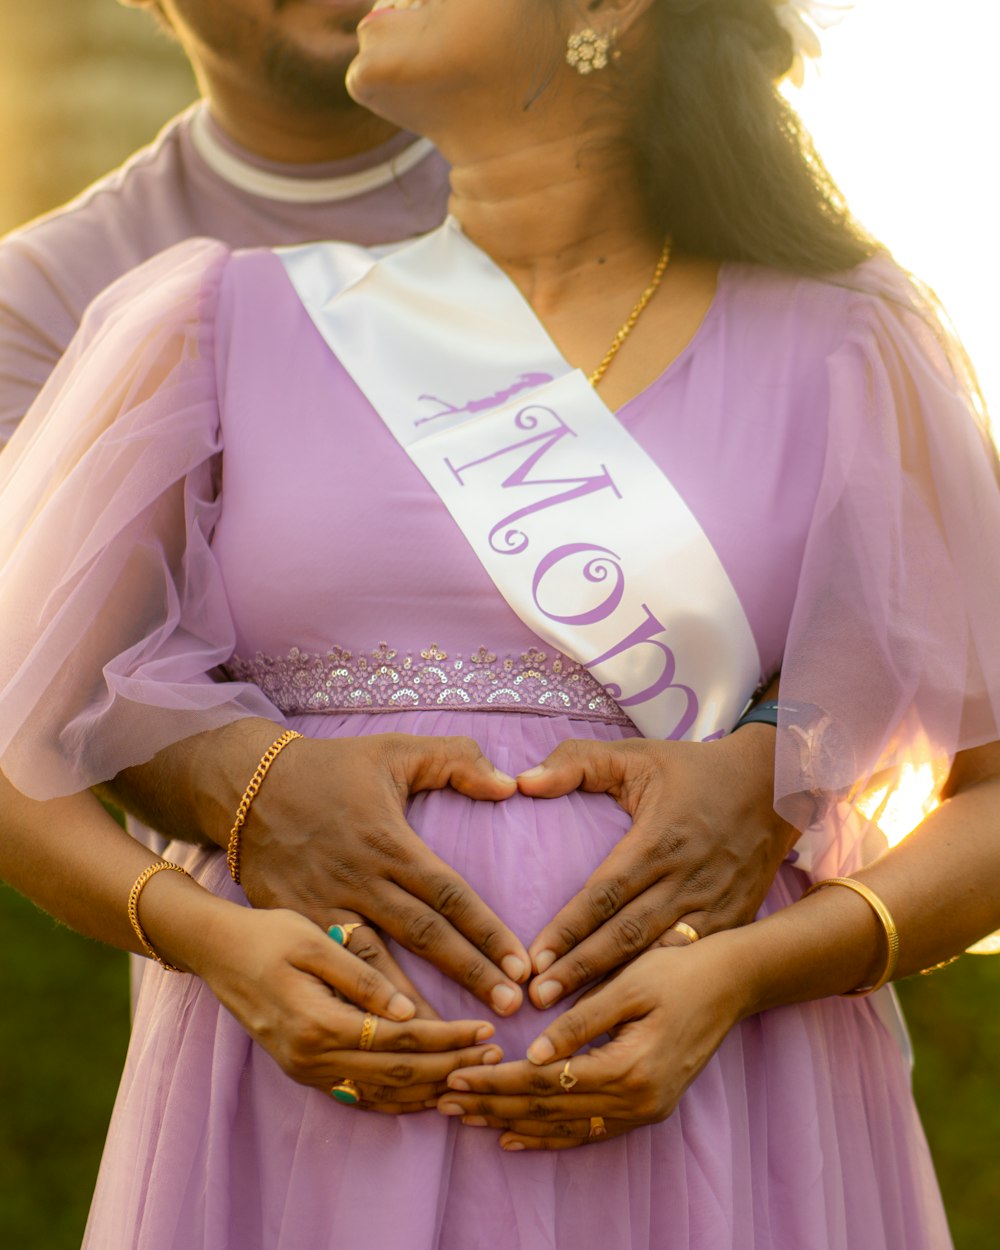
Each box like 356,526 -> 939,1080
803,876 -> 900,996
226,729 -> 303,885
127,862 -> 191,972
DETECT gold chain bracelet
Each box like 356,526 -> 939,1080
127,861 -> 192,972
226,729 -> 303,885
803,877 -> 900,996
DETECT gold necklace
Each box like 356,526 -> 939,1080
587,239 -> 673,388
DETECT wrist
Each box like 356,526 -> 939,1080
138,867 -> 239,976
190,718 -> 289,849
726,888 -> 886,1020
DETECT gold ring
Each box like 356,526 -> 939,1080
669,920 -> 700,944
588,1116 -> 607,1139
329,1079 -> 361,1105
358,1012 -> 378,1051
328,922 -> 363,948
558,1061 -> 578,1091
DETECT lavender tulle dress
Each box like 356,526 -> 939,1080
2,236 -> 1000,1250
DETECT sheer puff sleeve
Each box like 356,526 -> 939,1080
779,266 -> 1000,877
0,239 -> 281,799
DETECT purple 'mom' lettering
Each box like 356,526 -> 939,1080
443,406 -> 621,555
531,543 -> 625,626
586,603 -> 699,740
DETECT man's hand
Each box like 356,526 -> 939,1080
112,721 -> 531,1016
516,728 -> 797,1008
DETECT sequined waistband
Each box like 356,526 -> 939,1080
225,642 -> 633,725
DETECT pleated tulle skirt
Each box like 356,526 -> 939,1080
84,710 -> 952,1250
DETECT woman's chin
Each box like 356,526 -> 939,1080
345,59 -> 436,136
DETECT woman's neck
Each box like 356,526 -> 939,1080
446,134 -> 660,313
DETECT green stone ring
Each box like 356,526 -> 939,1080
329,1079 -> 361,1105
327,922 -> 362,948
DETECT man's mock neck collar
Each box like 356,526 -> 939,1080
188,103 -> 436,204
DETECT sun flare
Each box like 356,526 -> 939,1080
785,0 -> 999,423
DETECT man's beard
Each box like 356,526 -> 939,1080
262,36 -> 359,115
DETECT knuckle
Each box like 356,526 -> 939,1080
652,827 -> 687,861
527,1099 -> 553,1119
289,1021 -> 326,1056
385,1062 -> 416,1085
389,1029 -> 420,1053
351,962 -> 385,1003
429,878 -> 469,920
562,953 -> 597,987
458,956 -> 491,993
528,1072 -> 554,1096
349,935 -> 384,965
681,863 -> 718,896
589,880 -> 625,921
403,911 -> 446,953
555,923 -> 583,952
612,914 -> 649,956
621,1061 -> 653,1098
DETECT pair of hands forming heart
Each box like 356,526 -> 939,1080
113,720 -> 795,1136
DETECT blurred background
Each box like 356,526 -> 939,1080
0,1 -> 998,1246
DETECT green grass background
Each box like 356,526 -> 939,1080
1,879 -> 998,1247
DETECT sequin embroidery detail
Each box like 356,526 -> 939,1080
225,642 -> 634,725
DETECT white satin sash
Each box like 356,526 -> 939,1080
278,220 -> 761,740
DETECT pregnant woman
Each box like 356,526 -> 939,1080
1,2 -> 998,1247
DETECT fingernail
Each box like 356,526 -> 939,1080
482,1048 -> 503,1065
439,1101 -> 465,1116
535,979 -> 561,1007
474,1023 -> 495,1043
448,1077 -> 471,1091
388,993 -> 416,1021
533,949 -> 556,974
463,1116 -> 488,1128
502,955 -> 526,982
493,768 -> 516,785
527,1036 -> 555,1065
517,766 -> 545,780
490,984 -> 518,1014
502,1139 -> 526,1152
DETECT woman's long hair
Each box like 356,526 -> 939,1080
618,0 -> 874,273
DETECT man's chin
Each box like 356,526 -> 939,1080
263,39 -> 361,113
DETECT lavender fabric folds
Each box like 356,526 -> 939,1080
0,241 -> 278,797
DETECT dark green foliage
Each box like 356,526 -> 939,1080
0,886 -> 129,1248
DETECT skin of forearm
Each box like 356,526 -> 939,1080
105,716 -> 284,846
0,774 -> 217,969
730,764 -> 1000,1020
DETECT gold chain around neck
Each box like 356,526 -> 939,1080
587,239 -> 673,389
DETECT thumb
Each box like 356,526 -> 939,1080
517,739 -> 625,799
404,735 -> 517,800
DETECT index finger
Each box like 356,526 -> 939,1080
325,910 -> 442,1021
528,830 -> 663,981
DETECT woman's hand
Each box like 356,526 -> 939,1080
177,901 -> 505,1114
518,730 -> 797,1008
435,937 -> 747,1148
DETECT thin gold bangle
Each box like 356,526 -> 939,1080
226,729 -> 303,885
127,862 -> 191,972
803,876 -> 900,996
